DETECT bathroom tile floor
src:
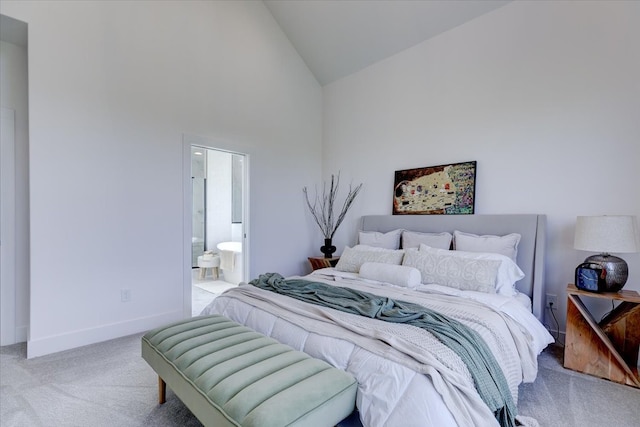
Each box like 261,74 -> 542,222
191,268 -> 237,316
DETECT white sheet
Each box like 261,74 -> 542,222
201,270 -> 553,427
313,268 -> 553,362
203,288 -> 460,427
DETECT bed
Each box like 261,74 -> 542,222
200,214 -> 554,427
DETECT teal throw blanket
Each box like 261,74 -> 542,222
249,272 -> 517,427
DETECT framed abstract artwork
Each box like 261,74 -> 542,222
393,161 -> 476,215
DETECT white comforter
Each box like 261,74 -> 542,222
200,270 -> 553,427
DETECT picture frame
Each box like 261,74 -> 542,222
393,161 -> 476,215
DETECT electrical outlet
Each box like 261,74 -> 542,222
121,289 -> 131,302
546,293 -> 557,309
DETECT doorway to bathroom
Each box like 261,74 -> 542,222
189,143 -> 248,316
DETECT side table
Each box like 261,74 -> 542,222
308,256 -> 340,271
564,283 -> 640,388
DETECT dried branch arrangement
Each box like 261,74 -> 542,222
303,173 -> 363,239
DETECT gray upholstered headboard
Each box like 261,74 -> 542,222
359,214 -> 547,320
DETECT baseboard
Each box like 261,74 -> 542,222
27,310 -> 184,359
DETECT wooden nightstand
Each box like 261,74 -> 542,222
564,284 -> 640,388
308,256 -> 340,271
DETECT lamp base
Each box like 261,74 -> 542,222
584,254 -> 628,292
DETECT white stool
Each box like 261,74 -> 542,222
197,255 -> 220,280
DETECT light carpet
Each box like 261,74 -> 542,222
517,345 -> 639,426
1,337 -> 638,426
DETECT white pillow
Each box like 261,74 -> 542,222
359,262 -> 421,289
335,245 -> 405,273
419,244 -> 525,296
403,247 -> 500,293
453,230 -> 521,262
402,230 -> 452,250
358,229 -> 403,249
353,244 -> 398,251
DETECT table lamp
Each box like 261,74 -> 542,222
574,215 -> 639,292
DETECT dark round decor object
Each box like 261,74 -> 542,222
584,253 -> 629,292
321,238 -> 336,259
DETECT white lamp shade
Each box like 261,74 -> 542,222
574,215 -> 639,253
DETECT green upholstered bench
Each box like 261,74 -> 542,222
141,315 -> 358,427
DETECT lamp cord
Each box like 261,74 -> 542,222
600,300 -> 616,322
549,303 -> 562,347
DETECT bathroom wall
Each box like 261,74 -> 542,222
206,149 -> 233,251
231,224 -> 243,242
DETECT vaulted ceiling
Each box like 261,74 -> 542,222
264,0 -> 511,86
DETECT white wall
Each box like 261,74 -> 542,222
0,38 -> 29,345
0,0 -> 322,357
323,1 -> 640,338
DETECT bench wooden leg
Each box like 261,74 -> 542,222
158,376 -> 166,404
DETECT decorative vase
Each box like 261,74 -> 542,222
320,238 -> 336,259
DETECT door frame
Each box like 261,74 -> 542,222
1,107 -> 16,345
182,134 -> 250,317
